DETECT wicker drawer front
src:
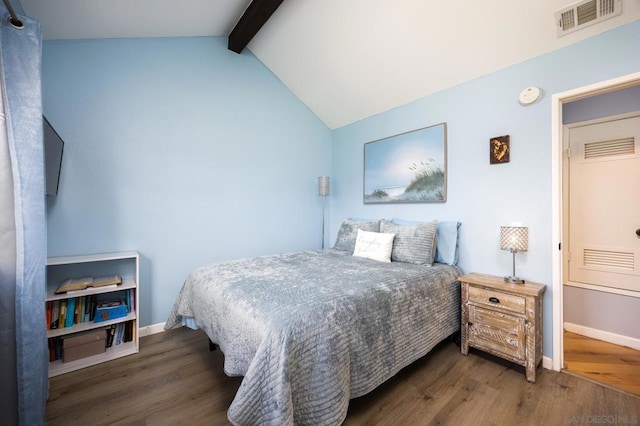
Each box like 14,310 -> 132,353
468,286 -> 525,314
469,306 -> 525,360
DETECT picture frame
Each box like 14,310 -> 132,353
490,135 -> 510,164
363,123 -> 447,204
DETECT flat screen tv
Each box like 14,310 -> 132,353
43,116 -> 64,196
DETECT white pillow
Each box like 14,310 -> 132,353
352,229 -> 395,262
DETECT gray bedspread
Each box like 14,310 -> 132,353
165,249 -> 461,425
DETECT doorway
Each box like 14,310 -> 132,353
551,71 -> 640,374
562,111 -> 640,395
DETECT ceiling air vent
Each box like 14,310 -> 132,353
556,0 -> 622,36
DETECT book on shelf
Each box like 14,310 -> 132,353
59,299 -> 67,327
49,337 -> 63,362
54,275 -> 122,294
48,338 -> 55,362
124,320 -> 133,342
88,295 -> 97,321
115,323 -> 124,345
75,297 -> 82,325
46,302 -> 52,330
50,300 -> 60,329
47,295 -> 108,330
64,297 -> 76,328
78,297 -> 87,324
106,324 -> 116,348
124,288 -> 135,313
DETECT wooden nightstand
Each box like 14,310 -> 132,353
460,273 -> 546,382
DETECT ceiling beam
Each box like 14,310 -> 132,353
228,0 -> 284,54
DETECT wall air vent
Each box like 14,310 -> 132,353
584,137 -> 635,159
583,248 -> 634,271
555,0 -> 622,36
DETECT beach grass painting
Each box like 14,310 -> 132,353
364,123 -> 447,203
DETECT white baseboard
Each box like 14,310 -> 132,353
564,322 -> 640,351
542,356 -> 553,370
139,322 -> 166,337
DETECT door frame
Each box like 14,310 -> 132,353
551,71 -> 640,372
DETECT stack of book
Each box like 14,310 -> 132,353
46,288 -> 135,330
104,321 -> 136,348
47,295 -> 98,329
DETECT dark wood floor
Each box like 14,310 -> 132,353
46,328 -> 640,425
564,331 -> 640,397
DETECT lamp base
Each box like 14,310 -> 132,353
504,275 -> 525,284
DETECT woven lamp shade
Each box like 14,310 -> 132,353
500,226 -> 528,252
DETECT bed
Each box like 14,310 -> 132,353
165,218 -> 462,425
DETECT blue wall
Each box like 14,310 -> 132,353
43,37 -> 331,326
330,21 -> 640,358
43,23 -> 639,357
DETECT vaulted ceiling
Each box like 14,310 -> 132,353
21,0 -> 640,129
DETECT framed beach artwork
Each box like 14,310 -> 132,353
364,123 -> 447,204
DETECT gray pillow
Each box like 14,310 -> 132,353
334,219 -> 380,252
390,218 -> 461,265
380,219 -> 437,265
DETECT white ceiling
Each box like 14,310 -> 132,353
21,0 -> 640,129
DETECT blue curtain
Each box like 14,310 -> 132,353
0,2 -> 47,425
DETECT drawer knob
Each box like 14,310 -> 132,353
488,296 -> 500,304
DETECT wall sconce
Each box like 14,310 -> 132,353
318,176 -> 330,249
500,226 -> 528,284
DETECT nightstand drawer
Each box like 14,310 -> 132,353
468,286 -> 525,314
469,306 -> 525,360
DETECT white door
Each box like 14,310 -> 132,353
567,114 -> 640,293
